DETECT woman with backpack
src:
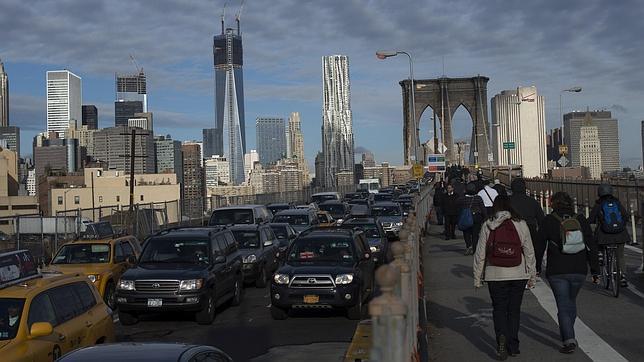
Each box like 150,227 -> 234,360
473,195 -> 536,360
458,182 -> 487,255
536,192 -> 599,354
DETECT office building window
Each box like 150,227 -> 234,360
116,196 -> 120,202
98,196 -> 103,203
140,195 -> 144,201
57,196 -> 63,205
74,196 -> 80,205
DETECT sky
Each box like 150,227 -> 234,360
1,0 -> 643,168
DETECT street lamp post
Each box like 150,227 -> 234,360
559,87 -> 582,180
376,50 -> 418,164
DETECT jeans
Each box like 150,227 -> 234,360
462,222 -> 482,249
548,274 -> 585,345
444,215 -> 457,239
488,280 -> 528,353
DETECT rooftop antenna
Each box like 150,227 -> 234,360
221,0 -> 229,34
236,0 -> 245,34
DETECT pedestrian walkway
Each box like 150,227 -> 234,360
424,225 -> 644,361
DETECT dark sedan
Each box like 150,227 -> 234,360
269,222 -> 298,253
230,224 -> 279,288
57,343 -> 232,362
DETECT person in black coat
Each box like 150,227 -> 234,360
442,184 -> 460,240
459,182 -> 487,254
536,192 -> 599,354
510,178 -> 545,267
433,181 -> 446,225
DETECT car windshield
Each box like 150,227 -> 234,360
371,206 -> 401,217
342,224 -> 381,239
270,226 -> 291,247
288,238 -> 355,263
139,239 -> 210,264
318,204 -> 346,216
232,230 -> 261,249
51,243 -> 111,264
273,214 -> 310,226
0,298 -> 25,340
312,195 -> 337,204
210,209 -> 254,225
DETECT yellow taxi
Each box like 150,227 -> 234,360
316,211 -> 336,228
46,228 -> 140,310
0,250 -> 115,362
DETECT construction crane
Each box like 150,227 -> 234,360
235,0 -> 245,34
221,0 -> 229,33
129,54 -> 143,74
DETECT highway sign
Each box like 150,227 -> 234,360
559,144 -> 568,155
503,142 -> 515,150
412,164 -> 424,179
558,156 -> 569,167
427,154 -> 446,173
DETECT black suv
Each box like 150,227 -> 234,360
229,224 -> 280,288
340,217 -> 389,265
270,229 -> 375,320
209,205 -> 272,226
116,227 -> 243,325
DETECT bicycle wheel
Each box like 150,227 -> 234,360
601,251 -> 610,290
610,249 -> 620,298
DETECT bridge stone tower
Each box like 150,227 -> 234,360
400,76 -> 491,166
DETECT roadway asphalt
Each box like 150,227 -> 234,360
425,224 -> 644,361
114,283 -> 360,361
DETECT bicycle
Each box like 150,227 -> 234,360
599,244 -> 620,298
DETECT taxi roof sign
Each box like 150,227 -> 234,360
0,250 -> 40,289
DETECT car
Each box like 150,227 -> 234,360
268,223 -> 299,253
57,343 -> 233,362
317,200 -> 351,225
395,194 -> 415,214
348,204 -> 371,217
0,250 -> 115,362
316,211 -> 336,228
294,204 -> 318,210
272,208 -> 319,233
208,205 -> 272,226
46,228 -> 140,309
347,198 -> 370,207
339,217 -> 389,264
115,227 -> 243,325
229,224 -> 280,288
370,202 -> 404,240
343,192 -> 363,201
267,203 -> 293,216
311,192 -> 341,205
373,192 -> 394,203
270,228 -> 375,320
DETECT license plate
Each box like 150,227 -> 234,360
147,298 -> 162,307
303,295 -> 319,304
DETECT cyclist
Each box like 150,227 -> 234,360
588,184 -> 630,287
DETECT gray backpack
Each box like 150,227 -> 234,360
552,214 -> 585,254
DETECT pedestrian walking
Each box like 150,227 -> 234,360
473,195 -> 537,360
510,178 -> 545,272
458,182 -> 487,255
536,192 -> 599,354
478,179 -> 499,215
442,184 -> 460,240
433,181 -> 446,226
588,184 -> 630,287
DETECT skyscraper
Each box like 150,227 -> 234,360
322,55 -> 354,187
564,110 -> 620,173
127,112 -> 153,131
244,149 -> 259,182
0,126 -> 19,156
287,112 -> 305,160
115,100 -> 144,127
82,105 -> 98,130
579,118 -> 602,179
181,143 -> 204,217
93,126 -> 155,174
214,21 -> 245,185
0,59 -> 8,127
116,71 -> 147,111
203,128 -> 223,159
154,135 -> 183,183
491,86 -> 547,178
46,70 -> 82,136
256,117 -> 286,166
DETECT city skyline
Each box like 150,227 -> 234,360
2,0 -> 643,168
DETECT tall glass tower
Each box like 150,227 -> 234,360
214,21 -> 245,185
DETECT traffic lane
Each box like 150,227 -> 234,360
115,285 -> 359,361
572,248 -> 644,361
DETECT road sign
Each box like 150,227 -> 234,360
412,164 -> 424,179
487,153 -> 494,162
503,142 -> 515,150
427,154 -> 446,173
559,144 -> 568,156
558,156 -> 569,167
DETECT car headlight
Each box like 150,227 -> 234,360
273,273 -> 290,284
243,254 -> 257,264
370,246 -> 379,253
336,219 -> 344,225
179,279 -> 203,290
87,274 -> 100,283
117,280 -> 135,290
395,222 -> 403,227
335,274 -> 354,285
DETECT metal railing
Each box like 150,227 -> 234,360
369,185 -> 432,361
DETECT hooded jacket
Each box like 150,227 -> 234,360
509,179 -> 545,228
473,211 -> 537,287
588,195 -> 631,245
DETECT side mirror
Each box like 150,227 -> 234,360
30,322 -> 53,338
214,255 -> 227,264
263,240 -> 274,247
126,255 -> 137,266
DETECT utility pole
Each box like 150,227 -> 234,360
119,128 -> 150,234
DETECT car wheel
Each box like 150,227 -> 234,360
231,277 -> 243,306
270,305 -> 288,320
103,281 -> 116,310
52,345 -> 62,362
255,265 -> 268,288
195,292 -> 216,325
347,292 -> 363,320
118,310 -> 139,325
